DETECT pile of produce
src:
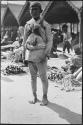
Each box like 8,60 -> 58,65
47,66 -> 81,91
48,71 -> 64,81
2,65 -> 26,75
47,66 -> 65,82
61,74 -> 82,91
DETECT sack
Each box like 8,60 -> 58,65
26,33 -> 46,62
28,49 -> 46,62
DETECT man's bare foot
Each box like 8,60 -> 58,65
29,98 -> 39,104
40,95 -> 48,106
40,99 -> 48,106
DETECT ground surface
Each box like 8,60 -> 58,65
1,56 -> 82,124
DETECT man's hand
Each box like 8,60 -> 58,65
26,44 -> 35,50
27,44 -> 45,51
34,24 -> 40,30
40,54 -> 47,62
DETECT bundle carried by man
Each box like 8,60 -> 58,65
26,22 -> 46,62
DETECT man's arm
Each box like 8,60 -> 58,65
22,24 -> 29,60
67,33 -> 72,44
26,44 -> 45,50
44,22 -> 53,56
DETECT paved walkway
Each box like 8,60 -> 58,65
1,58 -> 82,124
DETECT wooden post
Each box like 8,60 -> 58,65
77,23 -> 78,33
73,24 -> 74,33
70,23 -> 72,33
72,23 -> 74,33
78,5 -> 83,49
81,4 -> 83,49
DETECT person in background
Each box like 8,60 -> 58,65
1,31 -> 9,45
62,24 -> 72,53
22,2 -> 52,105
64,46 -> 82,74
70,46 -> 82,71
51,30 -> 58,54
17,26 -> 24,42
10,27 -> 24,63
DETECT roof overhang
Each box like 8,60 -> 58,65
44,1 -> 79,24
18,1 -> 31,26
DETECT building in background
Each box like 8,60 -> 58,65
1,3 -> 23,41
1,1 -> 82,46
43,1 -> 82,46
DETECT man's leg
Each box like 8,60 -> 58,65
28,62 -> 38,104
37,60 -> 48,105
63,43 -> 66,53
67,47 -> 70,53
67,42 -> 71,53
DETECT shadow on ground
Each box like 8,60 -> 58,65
1,76 -> 14,82
47,101 -> 82,124
15,73 -> 27,76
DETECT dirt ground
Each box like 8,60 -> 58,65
1,56 -> 82,124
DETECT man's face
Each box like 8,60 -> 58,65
30,7 -> 41,19
62,27 -> 67,33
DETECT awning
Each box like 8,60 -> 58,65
44,1 -> 79,24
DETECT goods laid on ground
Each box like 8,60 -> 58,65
1,44 -> 14,51
58,53 -> 69,59
1,48 -> 23,63
1,48 -> 82,92
1,65 -> 26,75
1,51 -> 11,59
47,66 -> 64,82
47,66 -> 82,91
61,74 -> 82,91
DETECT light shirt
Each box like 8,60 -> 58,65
62,32 -> 72,44
23,18 -> 53,61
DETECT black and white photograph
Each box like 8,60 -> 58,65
1,0 -> 82,124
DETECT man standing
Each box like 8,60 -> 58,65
62,24 -> 72,53
22,2 -> 52,106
